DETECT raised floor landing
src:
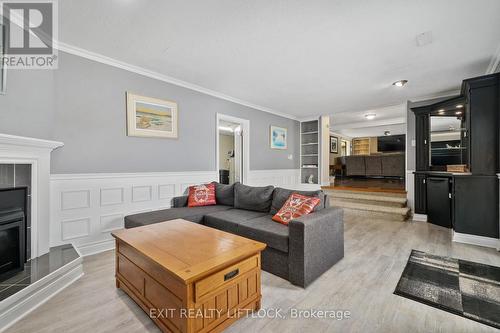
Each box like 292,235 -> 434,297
322,177 -> 406,195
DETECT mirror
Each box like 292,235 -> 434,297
430,114 -> 467,170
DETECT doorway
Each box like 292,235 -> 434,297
216,114 -> 250,185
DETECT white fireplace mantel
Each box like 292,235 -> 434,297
0,133 -> 63,258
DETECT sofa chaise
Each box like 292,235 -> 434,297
124,182 -> 344,288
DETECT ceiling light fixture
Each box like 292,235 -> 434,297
384,131 -> 391,136
438,109 -> 445,114
456,104 -> 463,108
392,80 -> 408,87
365,113 -> 376,120
455,111 -> 462,115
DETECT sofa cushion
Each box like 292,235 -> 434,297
188,183 -> 216,207
272,193 -> 321,225
234,183 -> 274,212
238,215 -> 289,253
204,209 -> 268,233
124,205 -> 232,228
213,182 -> 236,206
270,187 -> 325,215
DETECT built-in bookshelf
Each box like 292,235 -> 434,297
300,120 -> 320,184
352,137 -> 377,155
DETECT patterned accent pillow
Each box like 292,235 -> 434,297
188,183 -> 217,207
272,193 -> 320,225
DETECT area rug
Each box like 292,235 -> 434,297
394,249 -> 500,329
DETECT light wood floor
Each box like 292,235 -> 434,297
6,213 -> 500,333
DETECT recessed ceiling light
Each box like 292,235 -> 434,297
365,113 -> 376,120
456,104 -> 463,108
392,80 -> 408,87
438,109 -> 445,114
455,111 -> 462,115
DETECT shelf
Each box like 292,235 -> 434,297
301,166 -> 318,169
301,154 -> 318,157
301,131 -> 318,135
301,142 -> 319,145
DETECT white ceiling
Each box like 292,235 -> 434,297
330,103 -> 406,138
59,0 -> 500,118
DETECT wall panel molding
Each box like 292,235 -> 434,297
61,190 -> 90,210
50,169 -> 302,255
100,187 -> 124,206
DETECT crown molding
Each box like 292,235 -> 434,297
55,42 -> 298,121
486,42 -> 500,74
408,89 -> 461,103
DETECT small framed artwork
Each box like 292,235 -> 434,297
126,92 -> 178,138
270,126 -> 287,149
330,136 -> 339,153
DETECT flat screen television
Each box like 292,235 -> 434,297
377,134 -> 405,152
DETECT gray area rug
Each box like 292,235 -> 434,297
394,249 -> 500,329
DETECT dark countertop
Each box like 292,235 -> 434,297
413,171 -> 473,176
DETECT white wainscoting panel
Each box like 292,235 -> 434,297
50,171 -> 218,254
247,169 -> 299,188
100,187 -> 124,206
61,190 -> 90,210
50,169 -> 303,255
61,217 -> 91,241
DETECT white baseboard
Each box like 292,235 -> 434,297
77,239 -> 115,257
0,256 -> 83,332
412,214 -> 427,222
452,231 -> 500,250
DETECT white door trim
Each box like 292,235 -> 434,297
216,113 -> 250,184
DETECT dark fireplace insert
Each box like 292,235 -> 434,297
0,187 -> 28,281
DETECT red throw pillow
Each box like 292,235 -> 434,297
272,193 -> 320,225
188,183 -> 217,207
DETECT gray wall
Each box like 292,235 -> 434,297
1,53 -> 299,173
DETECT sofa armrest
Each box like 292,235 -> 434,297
172,195 -> 188,208
288,207 -> 344,287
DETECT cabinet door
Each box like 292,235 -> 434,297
414,174 -> 427,214
453,176 -> 499,238
415,114 -> 429,171
426,177 -> 452,228
468,85 -> 499,174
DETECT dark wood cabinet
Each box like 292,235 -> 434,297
414,173 -> 427,214
411,73 -> 500,239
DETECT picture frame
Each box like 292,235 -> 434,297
126,92 -> 178,138
0,23 -> 6,95
330,136 -> 339,153
270,126 -> 287,149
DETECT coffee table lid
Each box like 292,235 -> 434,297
112,219 -> 266,283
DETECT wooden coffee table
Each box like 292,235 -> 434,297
112,219 -> 266,333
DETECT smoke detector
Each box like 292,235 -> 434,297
416,31 -> 433,47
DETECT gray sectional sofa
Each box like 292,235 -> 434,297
124,182 -> 344,288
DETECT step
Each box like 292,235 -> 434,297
331,199 -> 410,222
327,191 -> 407,207
323,188 -> 407,198
333,197 -> 406,208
